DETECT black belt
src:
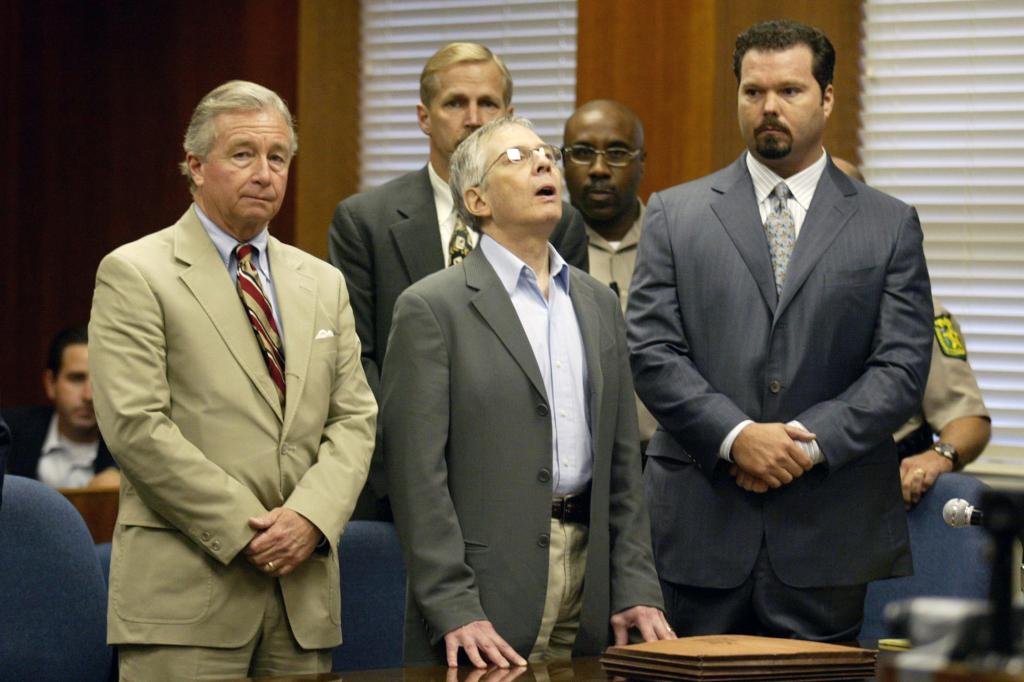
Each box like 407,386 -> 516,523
552,487 -> 590,526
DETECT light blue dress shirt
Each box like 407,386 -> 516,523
194,203 -> 285,341
479,235 -> 592,496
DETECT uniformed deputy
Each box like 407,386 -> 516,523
894,296 -> 991,506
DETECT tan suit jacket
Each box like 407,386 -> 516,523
90,207 -> 376,649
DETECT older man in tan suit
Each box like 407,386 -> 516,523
90,81 -> 376,681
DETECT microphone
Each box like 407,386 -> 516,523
943,498 -> 983,528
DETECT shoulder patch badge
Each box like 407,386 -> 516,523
934,314 -> 967,360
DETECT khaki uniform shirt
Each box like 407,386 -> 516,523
586,202 -> 657,444
894,296 -> 989,443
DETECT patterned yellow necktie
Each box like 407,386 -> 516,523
448,214 -> 473,266
235,244 -> 286,406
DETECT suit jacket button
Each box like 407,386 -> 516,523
538,468 -> 551,483
211,540 -> 221,551
537,533 -> 550,548
769,380 -> 782,394
536,404 -> 549,417
201,531 -> 211,542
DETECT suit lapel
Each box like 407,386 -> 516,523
775,164 -> 858,319
268,238 -> 316,435
710,158 -> 778,311
568,273 -> 603,442
464,250 -> 548,402
175,208 -> 284,422
390,167 -> 446,283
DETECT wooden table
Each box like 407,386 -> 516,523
225,656 -> 884,681
224,658 -> 618,681
59,485 -> 118,543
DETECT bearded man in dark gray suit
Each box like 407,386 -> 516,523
627,20 -> 933,641
328,43 -> 587,519
384,116 -> 669,668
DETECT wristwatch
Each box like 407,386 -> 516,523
933,442 -> 960,469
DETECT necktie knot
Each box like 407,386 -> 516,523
236,243 -> 255,263
771,182 -> 792,210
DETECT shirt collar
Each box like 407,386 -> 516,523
479,234 -> 571,297
428,162 -> 455,225
745,149 -> 828,211
41,412 -> 62,456
193,203 -> 272,281
585,200 -> 646,252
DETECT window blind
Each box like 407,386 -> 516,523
860,0 -> 1024,450
360,0 -> 578,190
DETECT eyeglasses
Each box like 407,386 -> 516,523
562,145 -> 643,167
480,145 -> 562,183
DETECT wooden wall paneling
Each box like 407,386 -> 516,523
576,0 -> 865,198
295,0 -> 361,261
711,0 -> 864,171
576,0 -> 718,199
3,0 -> 299,407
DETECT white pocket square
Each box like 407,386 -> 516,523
315,329 -> 335,340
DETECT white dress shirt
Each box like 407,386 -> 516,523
36,414 -> 100,488
479,235 -> 592,496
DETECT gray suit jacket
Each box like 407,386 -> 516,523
383,248 -> 662,665
627,156 -> 933,589
329,167 -> 589,506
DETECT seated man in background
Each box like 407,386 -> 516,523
2,326 -> 119,488
833,158 -> 992,506
384,116 -> 670,668
562,99 -> 657,451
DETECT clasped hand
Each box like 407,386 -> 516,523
730,422 -> 815,493
243,507 -> 322,577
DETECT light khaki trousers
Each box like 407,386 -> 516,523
118,583 -> 332,681
529,518 -> 589,662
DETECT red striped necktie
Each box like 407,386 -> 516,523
235,244 -> 286,406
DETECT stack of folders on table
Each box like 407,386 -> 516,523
600,634 -> 877,681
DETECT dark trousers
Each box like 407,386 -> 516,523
660,540 -> 867,643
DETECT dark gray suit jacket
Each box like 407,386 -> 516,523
627,156 -> 933,589
383,248 -> 661,664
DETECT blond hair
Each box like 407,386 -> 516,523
420,42 -> 513,107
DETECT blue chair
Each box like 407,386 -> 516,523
332,520 -> 406,671
860,473 -> 991,640
0,476 -> 113,682
96,542 -> 113,585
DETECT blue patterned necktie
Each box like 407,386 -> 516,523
764,182 -> 796,296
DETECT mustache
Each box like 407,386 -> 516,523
756,117 -> 791,136
584,181 -> 616,195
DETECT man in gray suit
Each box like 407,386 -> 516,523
384,116 -> 669,668
329,42 -> 588,519
627,20 -> 933,641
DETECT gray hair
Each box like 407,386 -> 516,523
448,115 -> 535,232
179,80 -> 298,192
